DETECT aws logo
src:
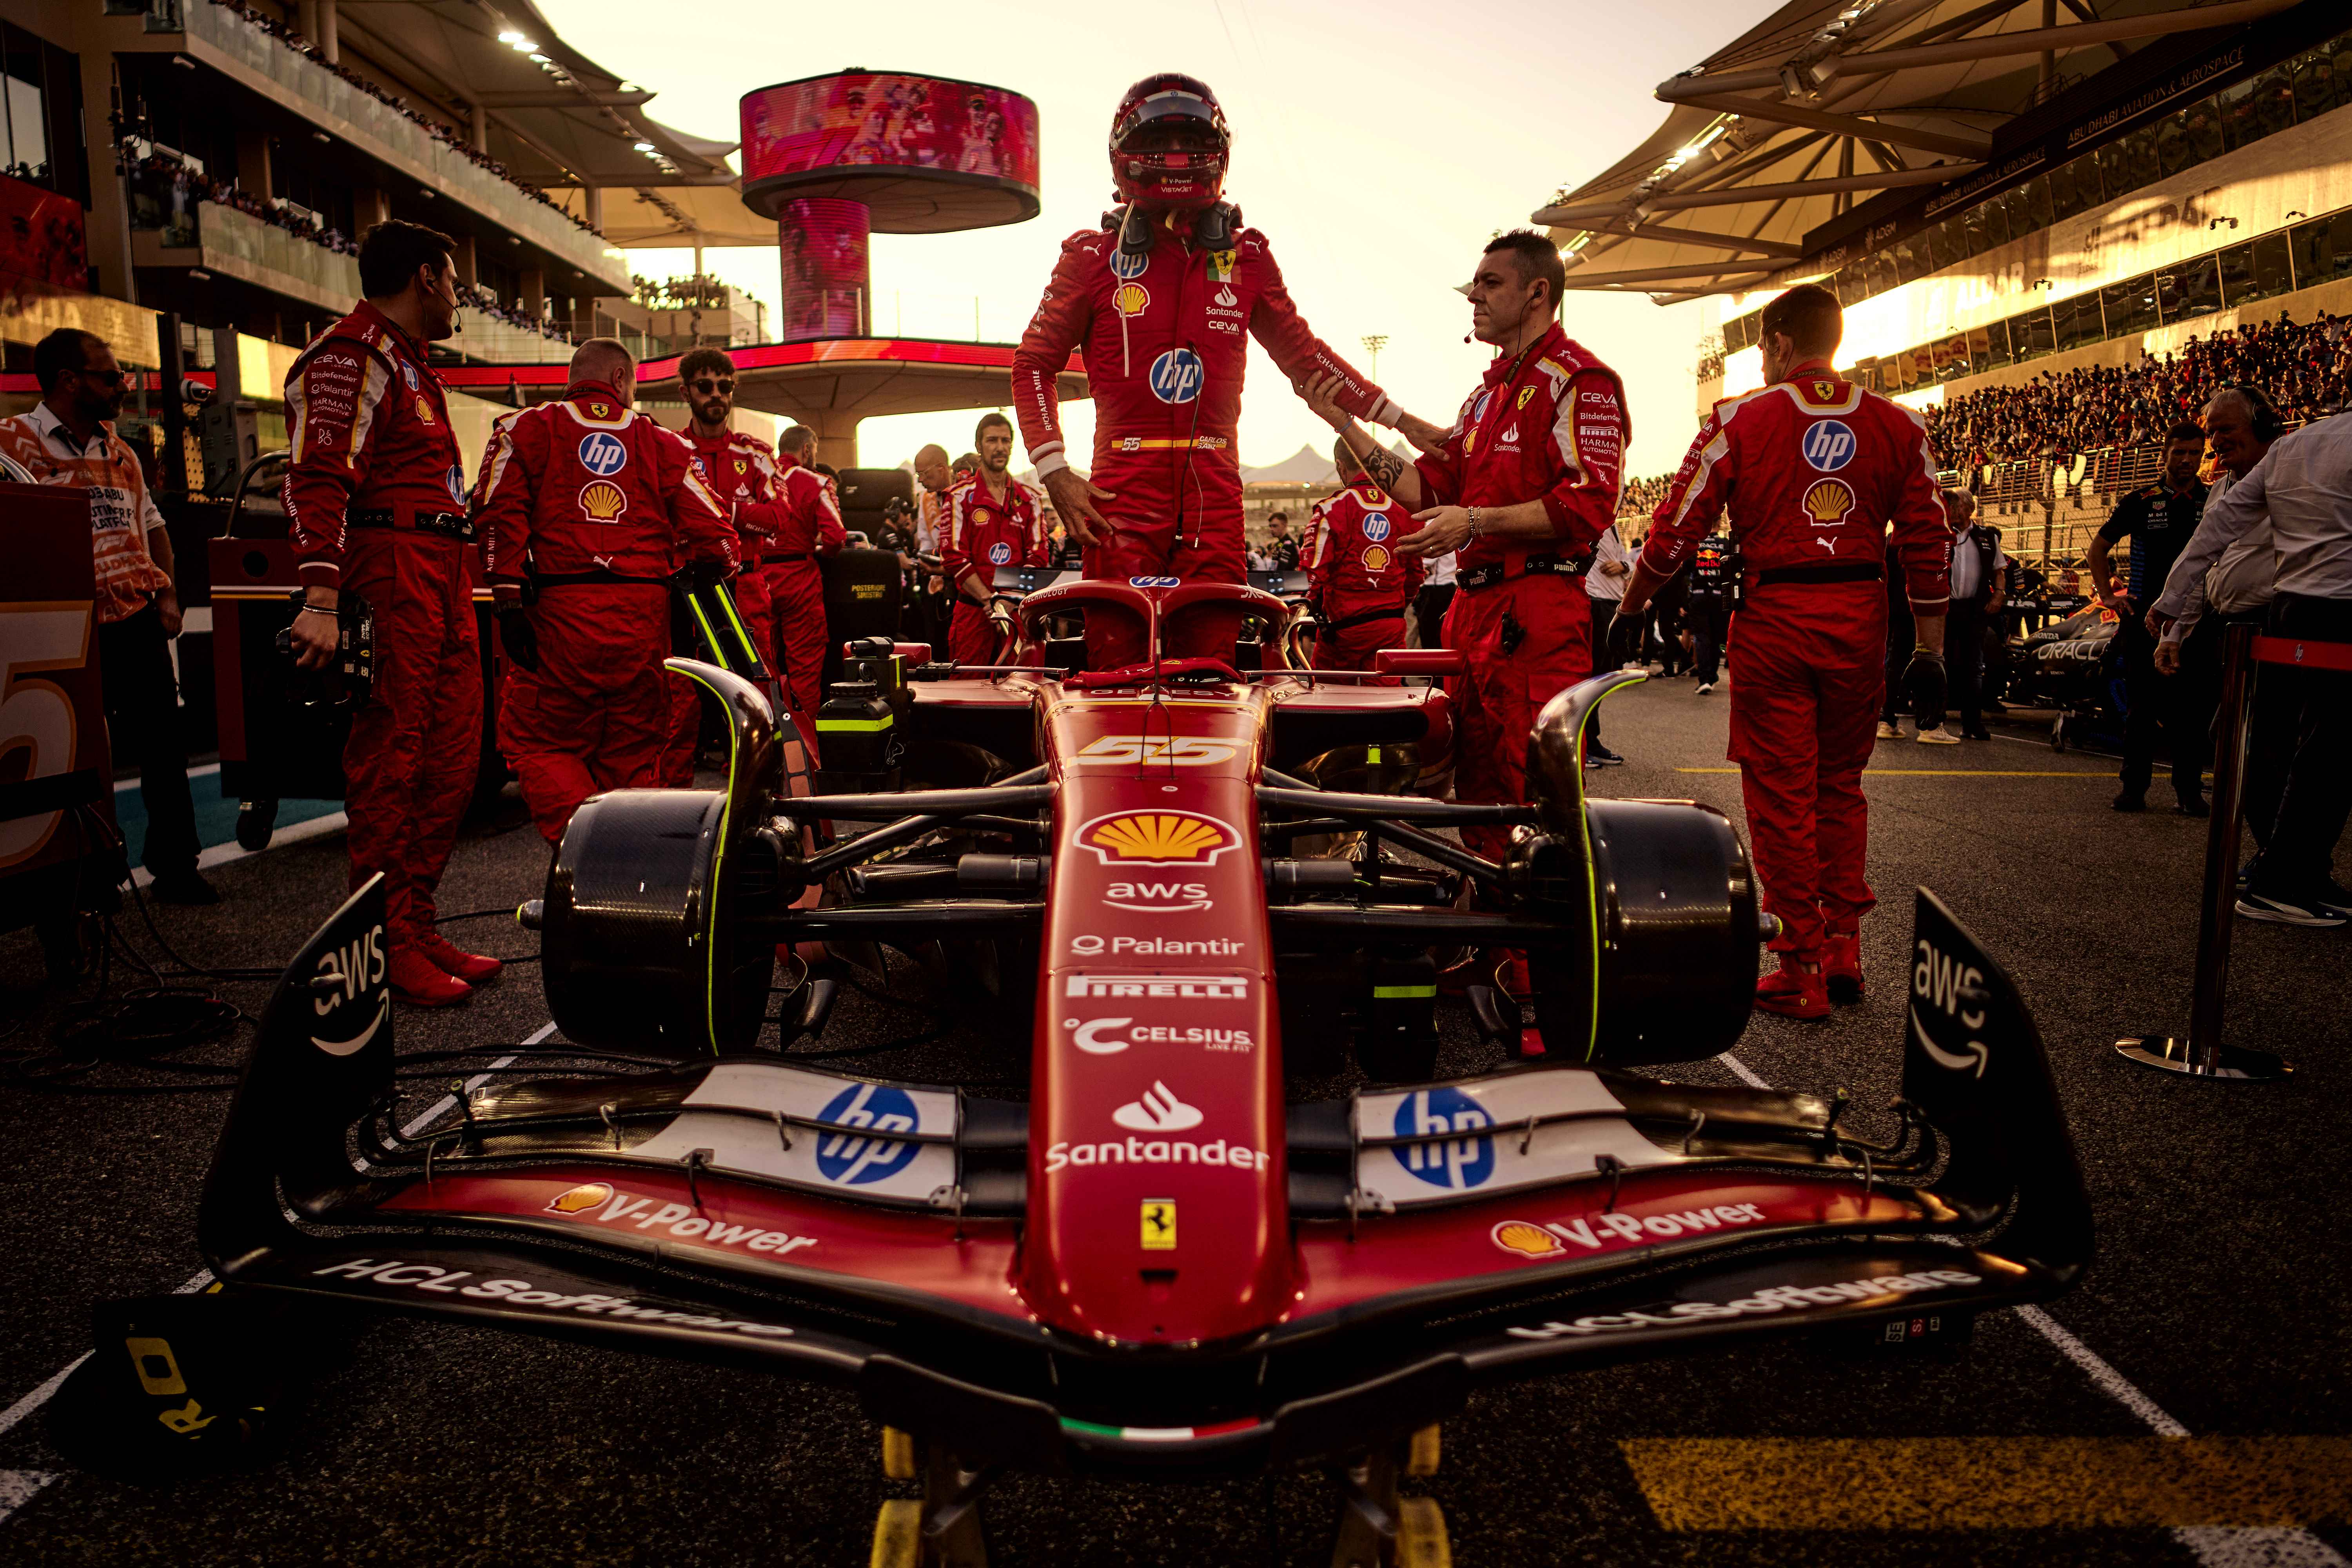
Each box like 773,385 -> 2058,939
310,921 -> 389,1057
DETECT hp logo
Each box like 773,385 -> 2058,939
1800,420 -> 1856,473
1391,1087 -> 1495,1189
813,1083 -> 921,1186
1361,512 -> 1392,542
1149,348 -> 1203,405
578,431 -> 629,476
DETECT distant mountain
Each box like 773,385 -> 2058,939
1240,440 -> 1415,487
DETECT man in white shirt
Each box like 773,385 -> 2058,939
1412,550 -> 1456,648
2153,403 -> 2352,926
1941,490 -> 2007,742
1581,523 -> 1631,765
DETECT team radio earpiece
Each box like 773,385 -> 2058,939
2233,384 -> 2285,439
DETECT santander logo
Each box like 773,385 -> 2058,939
1112,1080 -> 1204,1132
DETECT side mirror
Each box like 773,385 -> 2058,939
1372,648 -> 1463,677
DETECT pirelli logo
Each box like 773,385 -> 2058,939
1065,975 -> 1249,1001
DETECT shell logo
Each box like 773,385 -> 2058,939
546,1181 -> 613,1214
1362,544 -> 1392,573
412,395 -> 435,425
1076,810 -> 1240,867
1113,283 -> 1150,318
1491,1220 -> 1562,1257
1802,478 -> 1854,526
580,480 -> 629,521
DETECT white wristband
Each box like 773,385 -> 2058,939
1032,449 -> 1070,480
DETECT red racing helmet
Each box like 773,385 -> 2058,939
1109,74 -> 1230,210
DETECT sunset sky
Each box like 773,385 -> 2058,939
541,0 -> 1775,481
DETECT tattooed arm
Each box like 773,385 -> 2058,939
1298,370 -> 1427,510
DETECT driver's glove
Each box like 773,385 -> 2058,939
497,605 -> 540,673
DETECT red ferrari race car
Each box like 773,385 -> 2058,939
66,579 -> 2089,1566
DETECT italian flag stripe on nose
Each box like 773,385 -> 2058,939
1060,1416 -> 1263,1443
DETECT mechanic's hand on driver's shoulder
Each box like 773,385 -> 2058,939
289,587 -> 340,672
1043,466 -> 1115,549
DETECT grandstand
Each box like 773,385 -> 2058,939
1556,0 -> 2352,571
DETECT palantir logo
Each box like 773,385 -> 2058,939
1149,348 -> 1203,405
1800,420 -> 1856,473
578,431 -> 629,476
814,1083 -> 921,1185
1392,1087 -> 1494,1189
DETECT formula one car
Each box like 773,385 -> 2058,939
90,579 -> 2087,1565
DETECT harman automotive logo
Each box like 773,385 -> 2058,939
310,920 -> 389,1057
814,1083 -> 922,1185
1392,1087 -> 1494,1189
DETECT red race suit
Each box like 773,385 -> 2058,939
760,458 -> 848,724
1416,325 -> 1628,859
665,427 -> 795,783
281,301 -> 479,958
1306,483 -> 1425,677
473,380 -> 734,844
1011,216 -> 1397,666
940,470 -> 1047,665
1644,361 -> 1949,956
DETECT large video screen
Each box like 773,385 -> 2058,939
742,74 -> 1039,189
778,198 -> 869,342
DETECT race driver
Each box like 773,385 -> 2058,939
281,220 -> 490,1008
764,425 -> 849,730
1305,438 -> 1425,677
665,346 -> 794,782
1011,73 -> 1438,667
472,338 -> 736,845
1618,283 -> 1950,1020
939,411 -> 1047,664
1306,230 -> 1629,867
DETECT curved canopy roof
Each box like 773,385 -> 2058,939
1536,0 -> 2301,302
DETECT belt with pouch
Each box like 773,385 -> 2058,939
351,506 -> 473,541
1457,552 -> 1593,592
759,550 -> 814,564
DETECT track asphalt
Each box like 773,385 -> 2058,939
1,674 -> 2345,1566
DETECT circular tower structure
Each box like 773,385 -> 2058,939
740,71 -> 1042,341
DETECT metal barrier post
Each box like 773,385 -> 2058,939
2116,621 -> 2287,1080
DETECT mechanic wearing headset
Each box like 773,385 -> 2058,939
664,346 -> 794,785
1304,437 -> 1426,678
1305,229 -> 1632,869
939,412 -> 1049,665
1619,283 -> 1951,1021
1011,73 -> 1440,668
473,338 -> 736,847
281,220 -> 489,1007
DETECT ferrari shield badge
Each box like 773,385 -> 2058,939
1140,1199 -> 1176,1250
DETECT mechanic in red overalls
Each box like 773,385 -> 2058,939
664,347 -> 794,784
1305,439 -> 1425,678
1010,73 -> 1438,668
1307,230 -> 1629,866
282,221 -> 490,1007
472,339 -> 736,846
1620,284 -> 1950,1019
939,411 -> 1047,665
762,425 -> 848,730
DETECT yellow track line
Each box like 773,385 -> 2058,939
1673,767 -> 2118,777
1622,1436 -> 2352,1531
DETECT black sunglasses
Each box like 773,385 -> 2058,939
76,366 -> 129,387
688,377 -> 735,395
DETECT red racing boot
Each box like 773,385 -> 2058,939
1822,930 -> 1863,1005
388,946 -> 473,1007
417,930 -> 503,986
1755,955 -> 1831,1020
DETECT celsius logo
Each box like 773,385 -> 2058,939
1113,1080 -> 1203,1132
1067,1016 -> 1133,1054
1149,348 -> 1203,404
1361,512 -> 1392,542
1392,1087 -> 1495,1189
1800,420 -> 1856,472
578,431 -> 629,476
813,1083 -> 921,1185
